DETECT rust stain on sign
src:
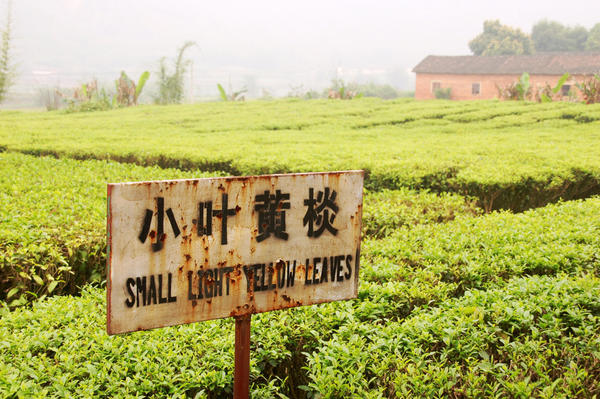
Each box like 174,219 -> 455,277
107,171 -> 363,335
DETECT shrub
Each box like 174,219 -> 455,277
362,189 -> 480,238
306,275 -> 600,397
1,197 -> 599,396
325,79 -> 362,100
1,99 -> 600,213
433,87 -> 451,99
154,41 -> 196,105
37,86 -> 62,110
63,80 -> 112,113
0,153 -> 221,307
576,74 -> 600,104
115,71 -> 150,106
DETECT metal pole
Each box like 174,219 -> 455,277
234,314 -> 251,399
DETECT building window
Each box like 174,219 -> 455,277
431,81 -> 441,93
472,83 -> 481,95
561,84 -> 571,96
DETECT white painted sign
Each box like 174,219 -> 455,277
107,171 -> 363,335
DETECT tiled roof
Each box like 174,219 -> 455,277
412,53 -> 600,75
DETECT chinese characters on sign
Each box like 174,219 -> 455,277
107,171 -> 363,335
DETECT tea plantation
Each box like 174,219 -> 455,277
1,99 -> 599,398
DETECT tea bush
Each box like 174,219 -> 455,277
1,153 -> 479,306
359,197 -> 600,320
363,197 -> 600,287
0,153 -> 221,306
1,198 -> 599,397
362,188 -> 480,238
305,274 -> 600,398
1,99 -> 600,211
2,98 -> 600,396
1,274 -> 597,397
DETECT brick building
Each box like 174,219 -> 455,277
412,52 -> 600,100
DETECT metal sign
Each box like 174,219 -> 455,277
107,171 -> 363,335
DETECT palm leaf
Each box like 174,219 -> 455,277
217,83 -> 228,101
552,73 -> 570,94
135,71 -> 150,99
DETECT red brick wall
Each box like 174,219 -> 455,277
415,73 -> 586,100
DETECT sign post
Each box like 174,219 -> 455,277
234,314 -> 251,398
107,171 -> 363,396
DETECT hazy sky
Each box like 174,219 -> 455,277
8,0 -> 600,96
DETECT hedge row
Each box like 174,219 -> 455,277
1,100 -> 600,211
0,153 -> 221,306
1,197 -> 599,397
306,274 -> 600,398
0,153 -> 478,306
1,276 -> 597,397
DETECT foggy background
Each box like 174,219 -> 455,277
5,0 -> 600,105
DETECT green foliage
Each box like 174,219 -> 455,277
61,71 -> 151,113
576,74 -> 600,104
1,197 -> 600,397
469,20 -> 534,56
0,152 -> 479,307
135,71 -> 150,99
346,82 -> 409,100
217,83 -> 247,101
155,41 -> 196,105
433,87 -> 451,99
1,100 -> 600,212
496,72 -> 532,101
115,70 -> 150,106
362,197 -> 600,294
531,19 -> 600,52
306,275 -> 600,397
516,72 -> 530,100
499,73 -> 574,103
586,23 -> 600,51
362,189 -> 480,238
63,80 -> 113,113
3,70 -> 600,397
38,86 -> 62,111
217,83 -> 227,101
0,152 -> 221,306
539,73 -> 571,103
286,84 -> 320,100
0,0 -> 13,104
532,19 -> 589,52
325,79 -> 361,99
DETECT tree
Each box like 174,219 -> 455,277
154,41 -> 196,105
469,20 -> 534,56
532,19 -> 588,52
586,23 -> 600,51
0,0 -> 13,104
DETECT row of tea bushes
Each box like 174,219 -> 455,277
363,196 -> 600,286
358,196 -> 600,321
361,188 -> 480,238
0,153 -> 220,306
305,274 -> 600,398
1,100 -> 599,211
1,198 -> 599,397
248,198 -> 600,396
0,152 -> 476,306
1,274 -> 597,397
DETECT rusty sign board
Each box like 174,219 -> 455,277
107,171 -> 363,335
